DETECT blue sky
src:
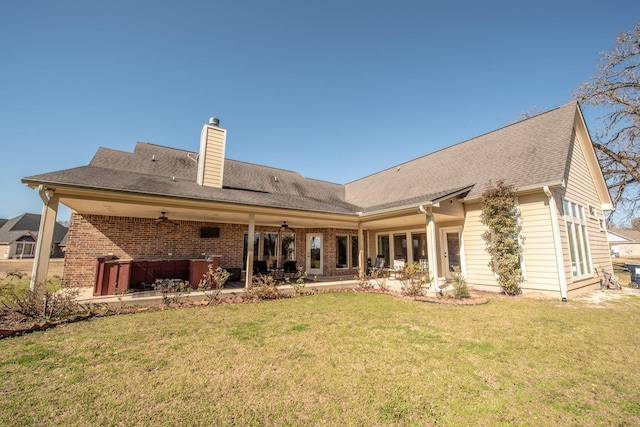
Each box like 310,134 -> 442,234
1,1 -> 638,221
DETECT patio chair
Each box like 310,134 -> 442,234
283,260 -> 300,280
253,260 -> 269,276
368,255 -> 386,275
392,258 -> 406,280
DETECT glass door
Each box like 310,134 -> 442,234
439,227 -> 463,279
306,233 -> 323,275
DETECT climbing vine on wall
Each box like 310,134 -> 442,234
480,180 -> 523,296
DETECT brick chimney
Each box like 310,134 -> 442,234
197,117 -> 227,188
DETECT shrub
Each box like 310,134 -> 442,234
247,274 -> 280,300
357,274 -> 375,289
1,280 -> 81,320
450,268 -> 470,299
480,180 -> 524,296
358,269 -> 390,291
198,266 -> 230,302
399,262 -> 431,297
154,279 -> 192,306
285,267 -> 308,295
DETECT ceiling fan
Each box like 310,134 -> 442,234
156,212 -> 178,226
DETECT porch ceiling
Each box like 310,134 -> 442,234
53,188 -> 466,232
57,194 -> 361,230
359,198 -> 466,231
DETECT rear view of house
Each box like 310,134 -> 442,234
22,102 -> 614,299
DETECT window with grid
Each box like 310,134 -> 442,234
563,199 -> 592,278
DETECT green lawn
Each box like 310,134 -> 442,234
1,291 -> 639,426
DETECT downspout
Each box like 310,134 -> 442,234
544,186 -> 568,301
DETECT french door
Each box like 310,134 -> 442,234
439,227 -> 464,279
306,233 -> 323,275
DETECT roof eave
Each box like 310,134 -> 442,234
461,180 -> 566,204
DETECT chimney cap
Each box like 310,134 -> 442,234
208,117 -> 220,127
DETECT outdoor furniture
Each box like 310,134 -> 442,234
270,267 -> 285,281
368,255 -> 386,275
283,260 -> 300,280
253,260 -> 269,276
93,256 -> 221,296
392,259 -> 405,280
226,267 -> 242,282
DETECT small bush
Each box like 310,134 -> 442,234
285,267 -> 308,295
6,270 -> 27,280
113,283 -> 130,308
450,268 -> 470,299
198,266 -> 230,302
399,262 -> 431,297
154,279 -> 191,306
247,274 -> 280,300
1,280 -> 81,320
357,275 -> 374,289
360,269 -> 389,291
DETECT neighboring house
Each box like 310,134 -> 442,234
0,213 -> 67,259
22,102 -> 613,299
607,228 -> 640,257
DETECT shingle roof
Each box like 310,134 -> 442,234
609,228 -> 640,242
25,143 -> 361,214
345,102 -> 578,208
0,213 -> 68,244
22,102 -> 581,215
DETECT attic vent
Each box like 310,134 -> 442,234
209,117 -> 220,127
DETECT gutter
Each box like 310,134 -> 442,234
359,185 -> 474,218
462,180 -> 565,204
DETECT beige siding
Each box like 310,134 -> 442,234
559,132 -> 611,296
198,125 -> 226,188
462,203 -> 500,291
517,193 -> 561,293
462,126 -> 611,298
463,194 -> 562,296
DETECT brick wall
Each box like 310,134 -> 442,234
63,213 -> 368,288
64,213 -> 249,287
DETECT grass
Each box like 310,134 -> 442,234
0,259 -> 64,278
1,291 -> 640,426
0,259 -> 64,304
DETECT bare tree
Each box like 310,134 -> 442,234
574,22 -> 640,223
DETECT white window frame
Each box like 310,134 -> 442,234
563,199 -> 593,278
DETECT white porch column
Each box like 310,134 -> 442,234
358,223 -> 365,279
245,214 -> 255,289
425,207 -> 439,288
30,185 -> 59,291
